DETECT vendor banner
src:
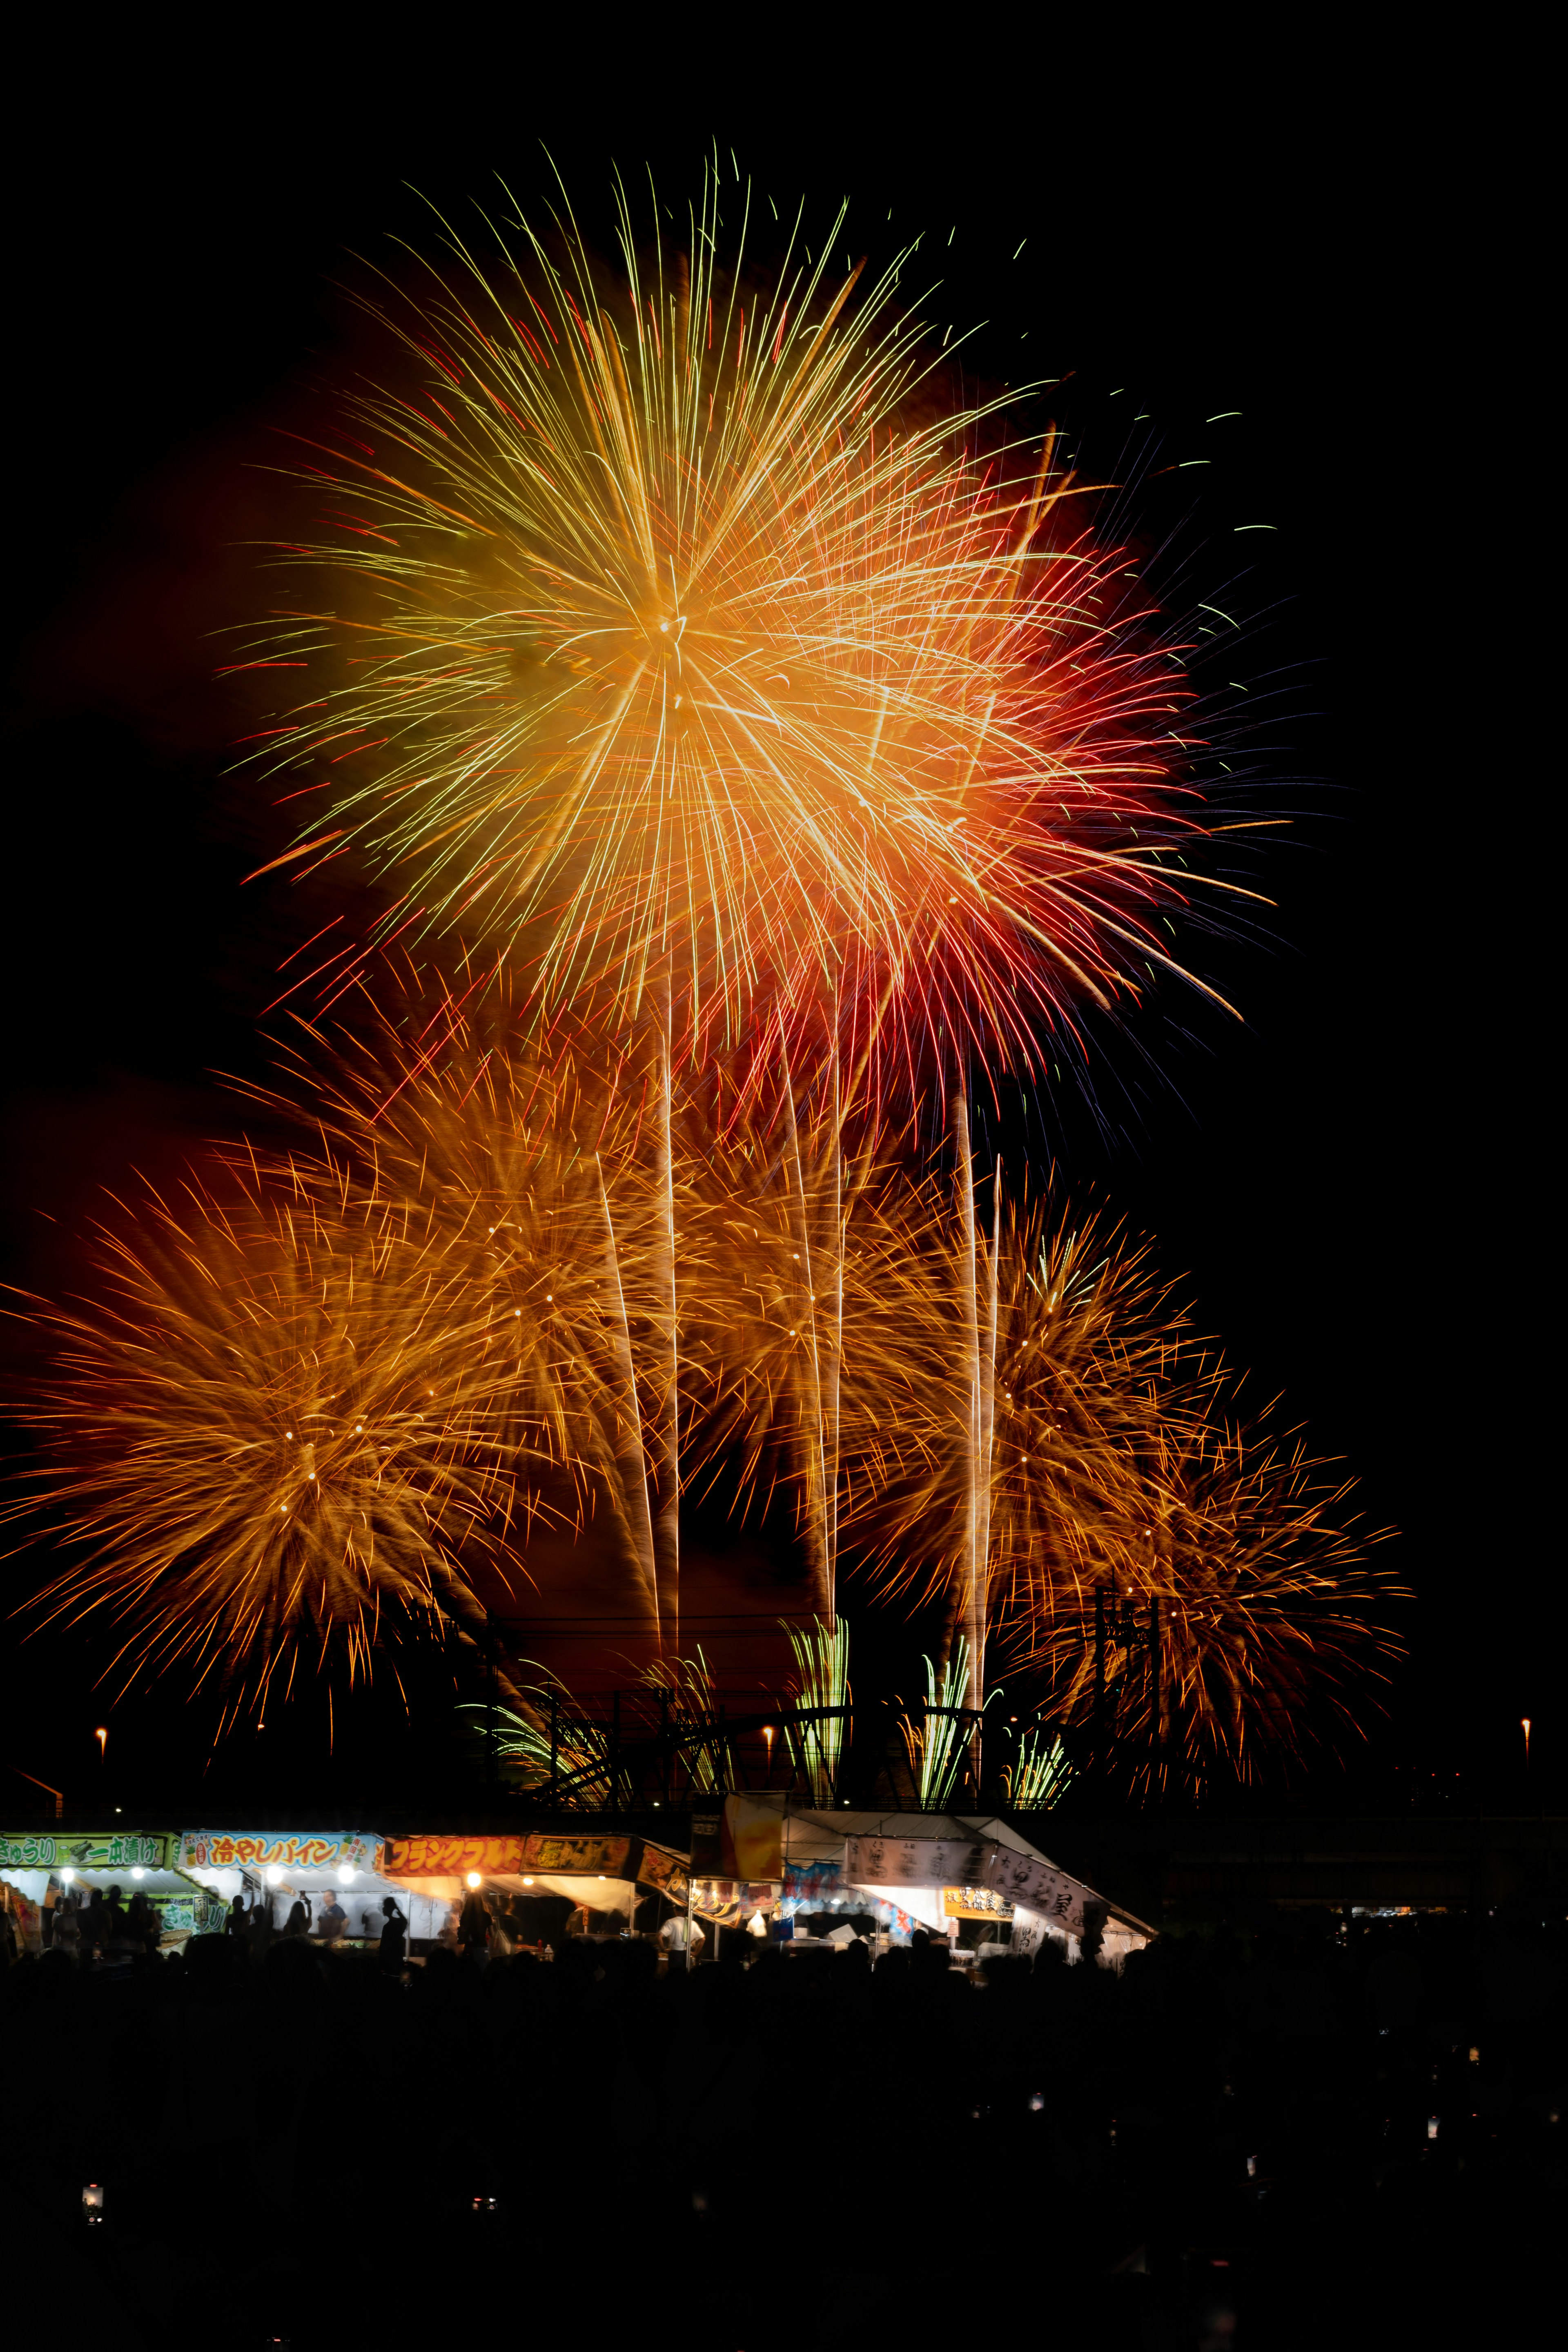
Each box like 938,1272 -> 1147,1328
380,1832 -> 633,1878
844,1833 -> 989,1890
943,1885 -> 1013,1920
720,1794 -> 783,1881
784,1857 -> 846,1900
979,1845 -> 1091,1937
2,1831 -> 166,1871
177,1831 -> 376,1873
635,1842 -> 689,1904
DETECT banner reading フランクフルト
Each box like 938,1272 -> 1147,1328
1,1832 -> 167,1871
379,1832 -> 688,1903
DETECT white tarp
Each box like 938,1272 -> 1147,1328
980,1845 -> 1096,1937
844,1833 -> 992,1890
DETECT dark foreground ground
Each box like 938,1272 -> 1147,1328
3,1909 -> 1563,2349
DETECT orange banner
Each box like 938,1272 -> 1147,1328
381,1833 -> 633,1878
635,1843 -> 690,1903
381,1835 -> 523,1876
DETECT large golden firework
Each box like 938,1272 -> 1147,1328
238,164 -> 1230,1102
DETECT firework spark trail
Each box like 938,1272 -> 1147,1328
837,1171 -> 1401,1780
839,1176 -> 1191,1628
237,163 -> 1241,1109
3,1161 -> 550,1712
242,981 -> 745,1658
1027,1410 -> 1401,1783
677,1071 -> 919,1624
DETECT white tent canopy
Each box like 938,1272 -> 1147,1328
726,1795 -> 1156,1949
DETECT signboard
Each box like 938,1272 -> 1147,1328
979,1845 -> 1091,1938
1,1832 -> 165,1871
635,1842 -> 690,1904
942,1885 -> 1013,1920
1009,1904 -> 1050,1958
839,1834 -> 1100,1938
844,1834 -> 990,1890
690,1810 -> 722,1875
381,1833 -> 632,1879
177,1831 -> 376,1873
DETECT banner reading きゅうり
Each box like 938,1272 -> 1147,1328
2,1832 -> 166,1871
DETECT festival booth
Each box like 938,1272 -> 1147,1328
176,1829 -> 411,1945
690,1796 -> 1155,1966
1,1829 -> 224,1955
378,1830 -> 691,1953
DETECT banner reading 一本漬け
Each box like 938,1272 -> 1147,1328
2,1831 -> 166,1871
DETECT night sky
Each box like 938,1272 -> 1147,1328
1,39 -> 1548,1813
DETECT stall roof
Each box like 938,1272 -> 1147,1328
770,1805 -> 1052,1861
751,1798 -> 1157,1940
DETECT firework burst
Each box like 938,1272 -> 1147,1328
5,1161 -> 548,1717
248,985 -> 719,1654
839,1174 -> 1190,1640
239,163 -> 1234,1105
1031,1406 -> 1401,1782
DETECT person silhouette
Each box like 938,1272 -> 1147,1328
126,1889 -> 158,1959
82,1889 -> 108,1955
379,1896 -> 409,1969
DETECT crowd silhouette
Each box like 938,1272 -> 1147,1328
1,1900 -> 1561,2347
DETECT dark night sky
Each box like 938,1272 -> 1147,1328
1,34 -> 1550,1810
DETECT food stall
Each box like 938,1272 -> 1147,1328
688,1797 -> 1154,1964
176,1829 -> 412,1944
1,1828 -> 223,1953
379,1830 -> 690,1952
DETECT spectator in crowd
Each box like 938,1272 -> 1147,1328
658,1910 -> 704,1969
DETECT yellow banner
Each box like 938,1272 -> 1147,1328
942,1885 -> 1014,1920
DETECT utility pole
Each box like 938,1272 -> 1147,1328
485,1616 -> 498,1793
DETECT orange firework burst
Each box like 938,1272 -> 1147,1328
5,1162 -> 551,1716
1027,1407 -> 1403,1783
815,1165 -> 1400,1778
238,163 -> 1235,1103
